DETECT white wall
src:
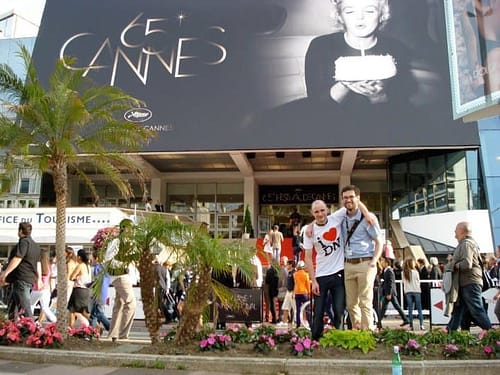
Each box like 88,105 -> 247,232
400,210 -> 494,253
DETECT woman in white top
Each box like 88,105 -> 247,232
30,250 -> 57,322
68,249 -> 92,327
402,258 -> 424,330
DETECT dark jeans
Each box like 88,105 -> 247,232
447,283 -> 492,331
7,280 -> 33,320
295,294 -> 309,328
377,293 -> 408,328
90,300 -> 110,331
311,271 -> 345,340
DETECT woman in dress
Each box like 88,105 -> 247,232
67,249 -> 92,327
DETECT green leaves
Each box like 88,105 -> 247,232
320,329 -> 376,353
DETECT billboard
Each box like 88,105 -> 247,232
32,0 -> 479,151
444,0 -> 500,119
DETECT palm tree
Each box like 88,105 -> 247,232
131,215 -> 188,344
173,226 -> 256,346
0,46 -> 154,334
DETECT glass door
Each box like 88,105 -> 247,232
216,213 -> 242,239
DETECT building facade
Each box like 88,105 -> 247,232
1,1 -> 498,257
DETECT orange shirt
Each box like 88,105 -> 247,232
293,269 -> 310,295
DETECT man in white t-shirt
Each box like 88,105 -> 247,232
303,200 -> 346,340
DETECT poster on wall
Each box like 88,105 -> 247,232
444,0 -> 500,119
32,0 -> 479,151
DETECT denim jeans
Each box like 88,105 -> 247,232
405,292 -> 423,329
311,271 -> 345,340
295,294 -> 309,328
90,300 -> 110,331
8,280 -> 33,320
447,283 -> 492,331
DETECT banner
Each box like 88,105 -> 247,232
32,0 -> 479,151
444,0 -> 500,119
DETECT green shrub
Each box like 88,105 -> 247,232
320,329 -> 376,353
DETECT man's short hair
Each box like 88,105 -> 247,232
341,184 -> 360,196
18,222 -> 32,236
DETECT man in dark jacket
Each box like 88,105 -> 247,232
0,222 -> 41,320
377,257 -> 409,329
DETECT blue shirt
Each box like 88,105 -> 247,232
342,209 -> 381,259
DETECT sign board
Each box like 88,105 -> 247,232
32,0 -> 479,152
430,287 -> 499,326
443,0 -> 500,119
0,207 -> 130,244
217,288 -> 262,323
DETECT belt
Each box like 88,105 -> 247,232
345,257 -> 372,264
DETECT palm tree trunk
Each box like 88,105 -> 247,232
53,165 -> 69,336
174,266 -> 212,346
137,251 -> 162,343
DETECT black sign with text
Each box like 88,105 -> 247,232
217,288 -> 262,323
260,185 -> 338,205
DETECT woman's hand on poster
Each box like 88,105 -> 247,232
341,80 -> 388,103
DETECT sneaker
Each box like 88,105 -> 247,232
420,325 -> 425,331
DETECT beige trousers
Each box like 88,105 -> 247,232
344,260 -> 377,329
108,275 -> 136,339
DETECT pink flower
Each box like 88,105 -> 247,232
303,338 -> 311,349
294,343 -> 304,352
407,339 -> 420,350
484,345 -> 493,355
199,339 -> 208,348
207,336 -> 216,345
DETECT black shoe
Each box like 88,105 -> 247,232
400,321 -> 409,327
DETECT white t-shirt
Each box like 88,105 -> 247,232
251,255 -> 263,287
303,208 -> 345,278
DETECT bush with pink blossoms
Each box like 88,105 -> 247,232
199,333 -> 233,352
290,335 -> 319,357
25,323 -> 63,348
68,325 -> 100,341
0,318 -> 63,348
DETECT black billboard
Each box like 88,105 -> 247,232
32,0 -> 479,152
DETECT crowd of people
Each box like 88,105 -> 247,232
255,185 -> 500,342
0,187 -> 499,343
0,220 -> 194,343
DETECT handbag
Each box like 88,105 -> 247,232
481,262 -> 494,292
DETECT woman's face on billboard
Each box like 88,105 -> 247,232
338,0 -> 382,39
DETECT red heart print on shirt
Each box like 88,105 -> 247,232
322,228 -> 337,241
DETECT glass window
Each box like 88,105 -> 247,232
389,149 -> 484,218
19,178 -> 29,194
